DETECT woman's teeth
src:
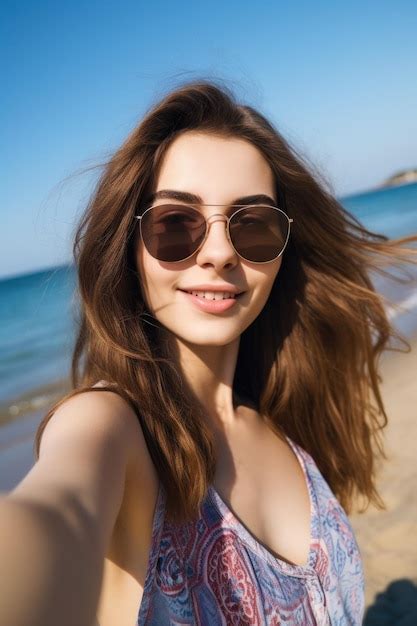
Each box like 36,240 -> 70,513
187,291 -> 236,300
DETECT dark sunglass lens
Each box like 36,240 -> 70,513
230,206 -> 289,262
141,204 -> 206,262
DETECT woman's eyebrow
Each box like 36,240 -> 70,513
147,189 -> 277,206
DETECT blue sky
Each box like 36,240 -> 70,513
1,0 -> 416,279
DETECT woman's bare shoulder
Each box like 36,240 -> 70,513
89,380 -> 160,593
15,380 -> 159,545
90,380 -> 159,492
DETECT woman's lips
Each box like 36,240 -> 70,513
178,289 -> 243,313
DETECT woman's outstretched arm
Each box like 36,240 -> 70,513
0,494 -> 103,626
0,390 -> 139,626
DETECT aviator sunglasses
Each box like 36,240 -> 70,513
134,203 -> 294,264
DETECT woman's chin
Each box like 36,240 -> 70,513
173,329 -> 242,348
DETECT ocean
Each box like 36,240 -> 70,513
1,182 -> 417,423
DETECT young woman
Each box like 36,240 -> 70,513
1,79 -> 416,626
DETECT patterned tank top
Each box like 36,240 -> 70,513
136,435 -> 365,625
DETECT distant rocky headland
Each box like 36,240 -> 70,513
380,168 -> 417,188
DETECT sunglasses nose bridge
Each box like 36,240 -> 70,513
197,212 -> 234,256
203,212 -> 231,240
202,213 -> 230,236
206,213 -> 228,226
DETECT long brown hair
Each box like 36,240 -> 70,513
34,78 -> 417,523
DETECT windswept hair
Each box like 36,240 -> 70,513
34,78 -> 417,523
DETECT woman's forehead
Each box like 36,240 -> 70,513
154,134 -> 276,205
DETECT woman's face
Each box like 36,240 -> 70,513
136,131 -> 283,347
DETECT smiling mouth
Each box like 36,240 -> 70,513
178,289 -> 245,300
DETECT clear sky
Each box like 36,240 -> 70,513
1,0 -> 416,279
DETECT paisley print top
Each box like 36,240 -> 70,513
136,435 -> 365,625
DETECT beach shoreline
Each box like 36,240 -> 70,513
349,329 -> 417,608
0,375 -> 72,426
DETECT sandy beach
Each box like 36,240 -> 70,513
349,330 -> 417,610
1,332 -> 416,613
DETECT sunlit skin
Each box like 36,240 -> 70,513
136,131 -> 283,427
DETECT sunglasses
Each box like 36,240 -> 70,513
134,203 -> 294,263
